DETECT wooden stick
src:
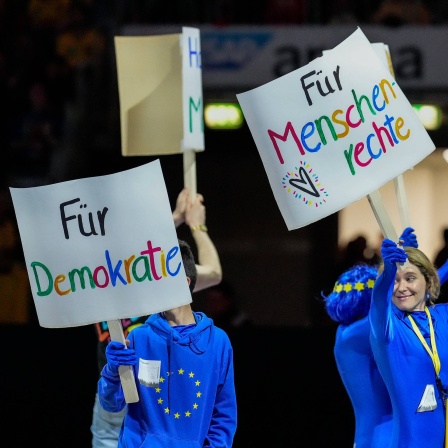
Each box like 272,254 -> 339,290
367,189 -> 399,242
367,189 -> 409,268
393,174 -> 411,230
183,150 -> 197,197
385,45 -> 412,231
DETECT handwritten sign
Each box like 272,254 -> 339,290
181,27 -> 204,150
115,27 -> 204,156
236,28 -> 435,230
10,160 -> 192,328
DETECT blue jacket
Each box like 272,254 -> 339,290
98,312 -> 237,447
370,267 -> 448,448
334,318 -> 392,448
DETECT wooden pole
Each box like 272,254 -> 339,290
183,149 -> 197,197
393,174 -> 411,230
367,189 -> 409,268
367,189 -> 399,242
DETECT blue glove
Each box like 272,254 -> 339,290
399,227 -> 418,248
105,341 -> 137,376
381,238 -> 407,266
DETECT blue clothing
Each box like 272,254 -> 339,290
334,318 -> 392,448
438,259 -> 448,285
91,317 -> 148,446
98,312 -> 237,448
95,317 -> 148,374
370,268 -> 448,448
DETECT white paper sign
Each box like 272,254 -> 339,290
10,160 -> 192,328
236,28 -> 435,230
181,26 -> 204,151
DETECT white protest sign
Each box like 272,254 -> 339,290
181,27 -> 204,151
10,160 -> 192,328
236,28 -> 435,231
115,27 -> 204,157
180,27 -> 203,196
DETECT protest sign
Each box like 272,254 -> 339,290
114,27 -> 204,157
236,28 -> 435,231
10,160 -> 192,328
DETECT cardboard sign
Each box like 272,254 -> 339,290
115,27 -> 204,156
10,160 -> 192,328
236,28 -> 435,231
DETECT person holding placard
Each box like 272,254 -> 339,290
323,227 -> 417,448
97,239 -> 237,447
370,239 -> 448,447
91,188 -> 223,447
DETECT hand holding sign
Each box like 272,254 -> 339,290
10,160 -> 193,403
107,319 -> 139,403
105,341 -> 137,375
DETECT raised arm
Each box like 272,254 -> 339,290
438,259 -> 448,286
185,192 -> 222,292
172,187 -> 222,292
172,187 -> 189,229
98,341 -> 137,412
369,239 -> 406,342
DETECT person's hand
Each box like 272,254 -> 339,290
105,341 -> 137,376
172,188 -> 190,228
399,227 -> 418,248
185,193 -> 206,229
381,238 -> 407,266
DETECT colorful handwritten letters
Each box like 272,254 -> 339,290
31,241 -> 181,297
237,28 -> 434,230
268,77 -> 410,175
10,160 -> 192,328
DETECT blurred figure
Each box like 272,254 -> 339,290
27,0 -> 71,30
263,0 -> 307,24
7,80 -> 62,187
0,187 -> 30,324
55,3 -> 105,72
55,1 -> 106,121
434,228 -> 448,268
335,234 -> 377,277
326,0 -> 359,24
371,0 -> 431,26
199,279 -> 252,333
323,264 -> 392,448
